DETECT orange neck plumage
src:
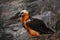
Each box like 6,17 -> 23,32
20,13 -> 40,37
20,13 -> 29,23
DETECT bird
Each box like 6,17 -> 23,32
18,10 -> 54,37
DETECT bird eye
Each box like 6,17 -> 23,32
21,12 -> 24,15
20,12 -> 24,17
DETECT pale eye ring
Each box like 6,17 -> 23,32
20,12 -> 24,15
20,12 -> 24,17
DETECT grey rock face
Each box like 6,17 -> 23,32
0,0 -> 60,40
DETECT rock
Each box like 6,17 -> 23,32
0,0 -> 60,40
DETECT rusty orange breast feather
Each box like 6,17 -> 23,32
20,19 -> 40,36
23,23 -> 40,37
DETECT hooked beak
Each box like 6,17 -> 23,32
10,12 -> 20,20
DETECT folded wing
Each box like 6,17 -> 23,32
26,18 -> 54,34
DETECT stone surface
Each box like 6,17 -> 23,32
0,0 -> 60,40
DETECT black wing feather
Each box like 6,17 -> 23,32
26,18 -> 54,34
